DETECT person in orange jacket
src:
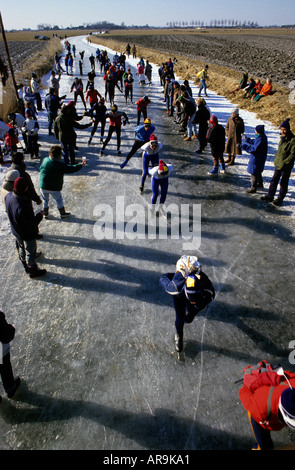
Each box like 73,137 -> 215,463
239,360 -> 295,449
85,83 -> 102,109
253,78 -> 273,101
136,96 -> 150,125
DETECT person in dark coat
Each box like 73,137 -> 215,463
5,177 -> 46,278
225,108 -> 245,165
54,105 -> 91,164
242,124 -> 268,193
0,310 -> 20,402
207,114 -> 226,175
192,98 -> 210,154
261,118 -> 295,206
160,256 -> 215,353
45,88 -> 61,136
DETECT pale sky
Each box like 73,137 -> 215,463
1,0 -> 295,30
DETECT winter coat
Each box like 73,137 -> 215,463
242,133 -> 268,176
207,124 -> 225,155
5,191 -> 43,241
45,93 -> 60,115
134,124 -> 156,143
225,115 -> 245,155
1,180 -> 14,208
239,370 -> 295,431
159,271 -> 215,311
9,162 -> 41,204
192,104 -> 210,136
39,157 -> 83,192
54,114 -> 90,144
260,82 -> 272,96
273,131 -> 295,170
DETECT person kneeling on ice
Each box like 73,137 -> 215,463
139,134 -> 162,193
238,360 -> 295,450
160,256 -> 215,353
148,159 -> 173,215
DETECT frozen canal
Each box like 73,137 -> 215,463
0,35 -> 295,452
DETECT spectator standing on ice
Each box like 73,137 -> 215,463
1,169 -> 20,208
54,105 -> 92,165
192,98 -> 210,154
45,88 -> 61,136
5,177 -> 46,278
22,110 -> 39,159
30,73 -> 43,111
207,114 -> 226,175
9,152 -> 42,207
0,310 -> 20,401
139,134 -> 162,193
225,108 -> 245,166
242,125 -> 268,193
49,70 -> 61,98
120,118 -> 155,169
39,145 -> 86,220
160,256 -> 215,353
261,118 -> 295,206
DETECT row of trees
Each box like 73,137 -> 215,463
166,20 -> 259,28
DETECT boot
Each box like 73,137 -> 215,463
28,264 -> 47,279
183,136 -> 191,141
220,163 -> 226,174
87,137 -> 92,146
208,167 -> 218,175
224,156 -> 231,164
175,333 -> 183,353
227,156 -> 235,166
44,207 -> 49,219
20,259 -> 29,273
139,184 -> 144,193
58,207 -> 71,219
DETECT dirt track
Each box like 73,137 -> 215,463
105,32 -> 295,87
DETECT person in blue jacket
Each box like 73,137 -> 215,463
242,124 -> 268,193
159,256 -> 215,353
120,118 -> 155,169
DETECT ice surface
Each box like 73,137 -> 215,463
0,35 -> 294,452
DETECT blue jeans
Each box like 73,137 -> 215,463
199,79 -> 207,96
40,189 -> 64,210
187,113 -> 197,137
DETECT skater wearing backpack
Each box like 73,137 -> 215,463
239,360 -> 295,449
160,256 -> 215,353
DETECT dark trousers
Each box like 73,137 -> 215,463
248,412 -> 274,450
0,352 -> 15,393
102,125 -> 121,151
91,118 -> 106,138
268,165 -> 293,201
137,108 -> 147,126
250,173 -> 263,190
172,296 -> 200,336
62,141 -> 75,165
126,139 -> 144,162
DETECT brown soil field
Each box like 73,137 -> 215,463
89,28 -> 295,127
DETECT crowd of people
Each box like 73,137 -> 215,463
0,38 -> 295,450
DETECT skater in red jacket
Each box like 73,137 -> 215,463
239,360 -> 295,449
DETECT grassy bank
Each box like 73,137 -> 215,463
0,36 -> 62,120
88,30 -> 295,129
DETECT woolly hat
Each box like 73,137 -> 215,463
14,177 -> 28,194
255,125 -> 265,134
280,118 -> 290,131
5,170 -> 20,183
209,115 -> 218,125
279,388 -> 295,429
232,108 -> 239,115
158,160 -> 168,175
149,134 -> 157,142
